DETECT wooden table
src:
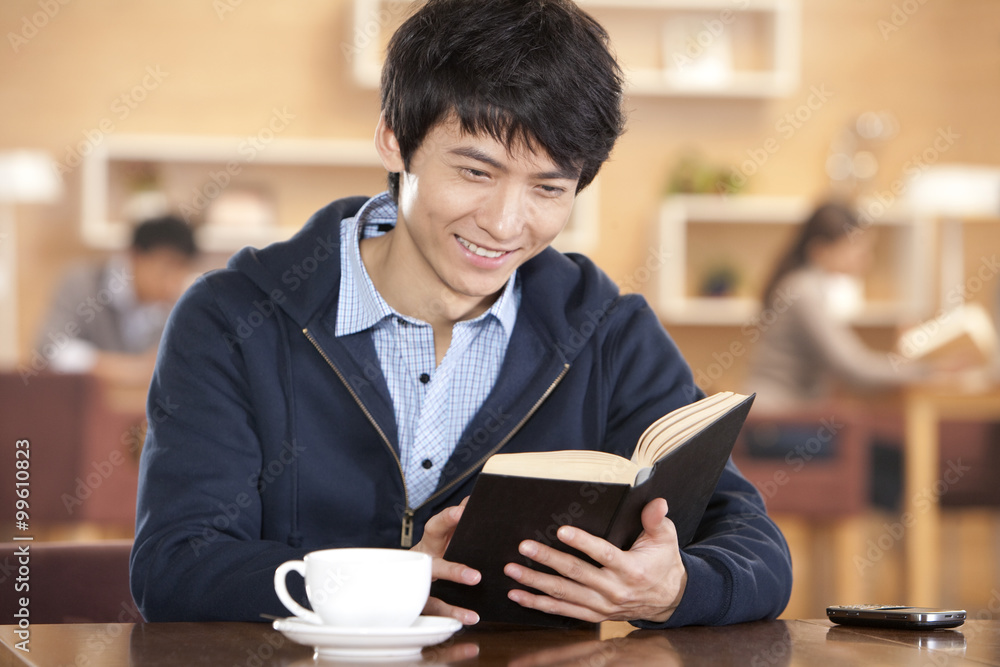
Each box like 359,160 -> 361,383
904,387 -> 1000,606
2,620 -> 998,666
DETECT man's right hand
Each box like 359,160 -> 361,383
411,500 -> 482,625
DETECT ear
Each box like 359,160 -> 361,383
374,112 -> 406,173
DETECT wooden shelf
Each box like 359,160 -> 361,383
81,135 -> 388,253
351,0 -> 800,98
655,195 -> 930,326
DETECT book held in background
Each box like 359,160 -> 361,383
431,391 -> 755,627
897,302 -> 998,366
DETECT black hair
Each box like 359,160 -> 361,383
760,203 -> 861,309
130,215 -> 197,258
380,0 -> 625,201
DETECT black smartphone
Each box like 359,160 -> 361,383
826,605 -> 966,629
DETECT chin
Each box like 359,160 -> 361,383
451,279 -> 509,301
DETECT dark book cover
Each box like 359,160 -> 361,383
431,393 -> 755,627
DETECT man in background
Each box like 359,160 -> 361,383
35,215 -> 196,386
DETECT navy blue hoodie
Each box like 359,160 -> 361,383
130,196 -> 792,626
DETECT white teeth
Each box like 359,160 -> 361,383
458,237 -> 506,259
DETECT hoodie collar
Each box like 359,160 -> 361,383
228,196 -> 368,327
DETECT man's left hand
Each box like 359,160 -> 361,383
503,498 -> 687,624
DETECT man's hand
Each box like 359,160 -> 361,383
503,498 -> 687,624
411,499 -> 482,625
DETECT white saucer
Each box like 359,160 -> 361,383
272,615 -> 462,660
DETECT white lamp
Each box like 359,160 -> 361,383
905,165 -> 1000,218
0,151 -> 62,369
903,164 -> 1000,309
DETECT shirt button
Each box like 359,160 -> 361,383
422,459 -> 433,469
419,373 -> 430,384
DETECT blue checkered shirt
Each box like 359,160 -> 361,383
335,192 -> 520,507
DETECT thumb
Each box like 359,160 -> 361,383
415,504 -> 465,556
639,497 -> 674,543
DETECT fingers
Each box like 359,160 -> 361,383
505,579 -> 604,623
432,557 -> 481,586
410,500 -> 481,604
506,527 -> 624,609
423,596 -> 480,625
505,504 -> 685,623
504,546 -> 611,621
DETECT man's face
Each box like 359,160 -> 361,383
131,248 -> 193,304
377,115 -> 580,310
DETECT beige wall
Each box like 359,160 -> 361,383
3,0 -> 999,381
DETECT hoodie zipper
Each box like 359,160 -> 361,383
303,328 -> 412,544
304,327 -> 569,547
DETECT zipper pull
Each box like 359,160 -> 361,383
400,508 -> 415,548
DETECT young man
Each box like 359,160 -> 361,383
131,0 -> 792,627
34,215 -> 196,387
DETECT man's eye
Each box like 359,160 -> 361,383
463,168 -> 489,179
539,185 -> 566,196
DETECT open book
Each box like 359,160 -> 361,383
430,391 -> 755,627
897,302 -> 998,366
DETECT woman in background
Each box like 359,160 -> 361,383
745,202 -> 931,413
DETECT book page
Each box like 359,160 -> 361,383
482,450 -> 639,485
632,392 -> 747,466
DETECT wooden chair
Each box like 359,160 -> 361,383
0,372 -> 144,532
730,404 -> 889,613
732,406 -> 873,517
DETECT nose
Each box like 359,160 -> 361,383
479,184 -> 526,244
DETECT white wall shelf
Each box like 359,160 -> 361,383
82,134 -> 600,255
82,135 -> 387,253
351,0 -> 800,98
656,194 -> 930,326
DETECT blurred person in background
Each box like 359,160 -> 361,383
745,202 -> 934,413
742,202 -> 981,509
35,215 -> 197,387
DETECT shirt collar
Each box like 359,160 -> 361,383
337,192 -> 519,338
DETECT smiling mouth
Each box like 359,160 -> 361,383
457,236 -> 511,259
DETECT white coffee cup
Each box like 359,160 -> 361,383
274,548 -> 432,627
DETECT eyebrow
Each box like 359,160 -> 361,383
448,146 -> 580,181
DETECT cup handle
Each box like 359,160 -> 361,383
274,560 -> 324,625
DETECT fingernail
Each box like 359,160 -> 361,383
519,541 -> 537,557
558,526 -> 575,540
506,563 -> 522,579
462,568 -> 481,584
465,611 -> 480,625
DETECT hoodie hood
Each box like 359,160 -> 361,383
229,196 -> 368,329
